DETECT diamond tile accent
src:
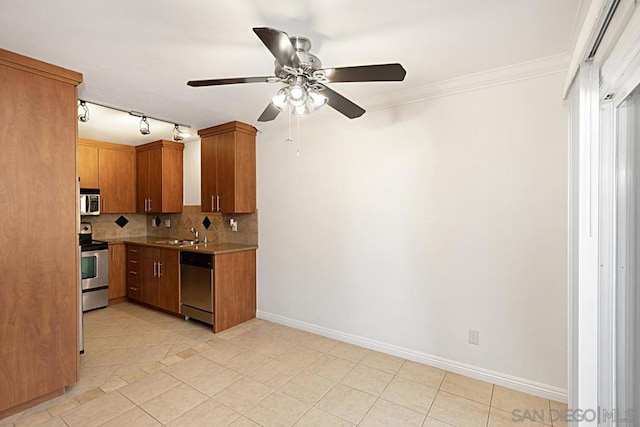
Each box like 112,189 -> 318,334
202,216 -> 212,230
154,216 -> 161,227
115,215 -> 129,228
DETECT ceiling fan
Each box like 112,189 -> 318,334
187,27 -> 407,122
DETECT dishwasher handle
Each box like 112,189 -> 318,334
180,251 -> 213,269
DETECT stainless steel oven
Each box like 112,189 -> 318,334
80,222 -> 109,312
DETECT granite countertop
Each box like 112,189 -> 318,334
104,236 -> 257,255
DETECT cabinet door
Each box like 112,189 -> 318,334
136,150 -> 150,213
200,136 -> 218,212
147,148 -> 163,213
108,243 -> 127,300
157,249 -> 180,313
78,143 -> 99,188
99,148 -> 136,213
213,250 -> 256,333
216,132 -> 237,213
160,147 -> 183,213
141,257 -> 158,306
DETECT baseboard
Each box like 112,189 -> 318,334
256,310 -> 568,403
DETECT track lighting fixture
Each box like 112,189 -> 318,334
139,116 -> 150,135
77,100 -> 192,141
78,100 -> 89,122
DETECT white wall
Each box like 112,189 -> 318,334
256,72 -> 568,394
183,138 -> 201,205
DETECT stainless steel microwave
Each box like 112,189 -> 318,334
80,188 -> 100,216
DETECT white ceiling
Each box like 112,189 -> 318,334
1,0 -> 582,145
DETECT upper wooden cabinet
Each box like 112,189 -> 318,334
136,140 -> 184,214
199,121 -> 257,213
78,139 -> 137,214
78,143 -> 99,188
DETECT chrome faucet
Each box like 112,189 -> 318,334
190,227 -> 199,243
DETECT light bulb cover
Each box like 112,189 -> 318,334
308,89 -> 327,108
293,105 -> 307,116
272,89 -> 287,110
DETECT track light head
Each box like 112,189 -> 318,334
173,124 -> 184,141
78,100 -> 89,122
139,116 -> 150,135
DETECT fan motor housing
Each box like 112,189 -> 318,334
274,36 -> 322,79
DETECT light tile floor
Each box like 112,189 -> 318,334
0,302 -> 568,426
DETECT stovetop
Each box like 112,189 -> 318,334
79,238 -> 108,251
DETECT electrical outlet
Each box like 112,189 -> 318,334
469,329 -> 480,345
150,217 -> 156,227
165,219 -> 171,228
230,218 -> 238,232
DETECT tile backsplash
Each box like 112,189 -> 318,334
84,206 -> 258,246
84,213 -> 147,240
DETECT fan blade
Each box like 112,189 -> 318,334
257,103 -> 281,122
187,77 -> 273,87
253,27 -> 301,69
317,84 -> 365,119
319,63 -> 406,82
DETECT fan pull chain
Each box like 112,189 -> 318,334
286,105 -> 293,143
296,115 -> 301,157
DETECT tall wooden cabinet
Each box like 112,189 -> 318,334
78,139 -> 137,214
199,121 -> 257,213
136,140 -> 184,214
0,49 -> 82,417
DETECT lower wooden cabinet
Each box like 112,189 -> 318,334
126,244 -> 179,314
108,243 -> 127,301
124,243 -> 256,331
214,250 -> 256,333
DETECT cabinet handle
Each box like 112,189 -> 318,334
158,262 -> 162,278
130,249 -> 138,253
153,261 -> 157,277
216,195 -> 221,212
211,195 -> 214,211
129,271 -> 137,275
148,199 -> 152,212
129,286 -> 137,291
129,260 -> 137,264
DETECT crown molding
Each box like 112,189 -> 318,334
366,53 -> 569,111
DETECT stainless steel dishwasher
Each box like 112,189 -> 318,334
180,251 -> 214,325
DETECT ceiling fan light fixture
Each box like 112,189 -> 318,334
293,105 -> 307,116
308,89 -> 327,108
272,88 -> 287,110
139,116 -> 150,135
288,85 -> 305,101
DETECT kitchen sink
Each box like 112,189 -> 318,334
155,239 -> 198,246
